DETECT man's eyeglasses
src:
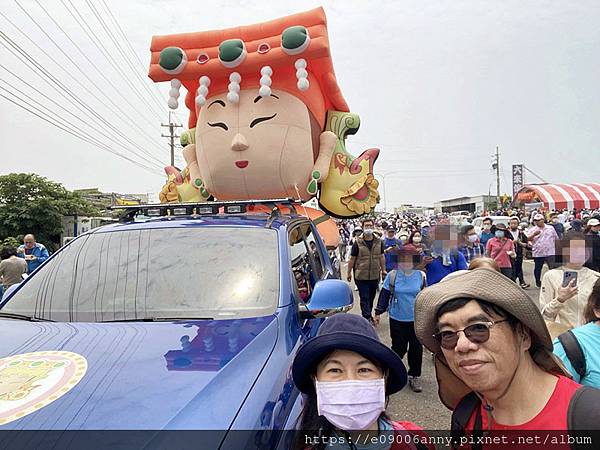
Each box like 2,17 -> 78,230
434,320 -> 508,350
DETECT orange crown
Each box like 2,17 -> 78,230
148,7 -> 349,129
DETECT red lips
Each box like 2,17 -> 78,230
235,160 -> 249,169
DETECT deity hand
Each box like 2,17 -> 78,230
306,131 -> 337,195
182,144 -> 210,199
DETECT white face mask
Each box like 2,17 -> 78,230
363,228 -> 374,236
483,224 -> 492,231
467,234 -> 479,243
316,379 -> 385,431
413,237 -> 422,244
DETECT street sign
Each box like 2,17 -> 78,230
512,164 -> 524,197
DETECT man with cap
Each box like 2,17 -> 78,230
414,268 -> 600,444
526,213 -> 559,287
383,226 -> 401,272
347,218 -> 386,321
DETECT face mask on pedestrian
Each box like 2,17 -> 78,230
495,231 -> 505,239
363,228 -> 374,237
467,234 -> 479,243
421,227 -> 429,236
316,379 -> 385,431
413,236 -> 422,244
483,224 -> 492,231
399,235 -> 408,244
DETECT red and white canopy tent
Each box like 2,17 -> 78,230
514,183 -> 600,211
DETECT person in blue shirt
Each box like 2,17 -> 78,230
423,225 -> 468,286
383,226 -> 401,272
553,278 -> 600,388
17,234 -> 49,273
478,217 -> 494,247
374,247 -> 427,392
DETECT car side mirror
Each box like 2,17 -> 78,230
299,279 -> 353,319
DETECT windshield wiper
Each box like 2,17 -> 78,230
0,312 -> 53,322
100,317 -> 214,323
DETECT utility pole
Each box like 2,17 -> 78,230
492,146 -> 500,207
161,111 -> 182,166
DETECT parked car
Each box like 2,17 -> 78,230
472,215 -> 511,235
0,200 -> 352,448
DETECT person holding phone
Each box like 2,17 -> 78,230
540,233 -> 600,328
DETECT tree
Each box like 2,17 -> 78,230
0,173 -> 100,251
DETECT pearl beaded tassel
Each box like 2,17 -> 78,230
295,59 -> 309,91
168,79 -> 181,109
195,76 -> 211,107
259,66 -> 272,97
227,72 -> 241,103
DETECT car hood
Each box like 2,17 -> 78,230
0,316 -> 277,431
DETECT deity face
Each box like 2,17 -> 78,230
195,89 -> 317,200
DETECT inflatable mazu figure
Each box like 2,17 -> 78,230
149,7 -> 380,227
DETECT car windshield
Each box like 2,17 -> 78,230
2,227 -> 280,322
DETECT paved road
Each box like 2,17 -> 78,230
342,258 -> 546,429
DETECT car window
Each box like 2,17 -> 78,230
304,226 -> 325,279
288,224 -> 319,302
3,227 -> 279,321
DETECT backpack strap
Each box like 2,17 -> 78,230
389,270 -> 398,299
567,385 -> 600,450
558,330 -> 586,379
451,392 -> 482,450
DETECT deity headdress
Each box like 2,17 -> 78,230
149,7 -> 348,130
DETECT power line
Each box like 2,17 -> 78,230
83,0 -> 167,121
97,0 -> 169,116
0,68 -> 165,169
33,0 -> 165,133
0,11 -> 166,159
0,81 -> 162,173
11,0 -> 164,146
0,91 -> 163,176
0,30 -> 166,167
61,0 -> 165,123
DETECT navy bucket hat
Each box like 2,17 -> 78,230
292,314 -> 407,395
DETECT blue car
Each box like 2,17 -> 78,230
0,201 -> 353,448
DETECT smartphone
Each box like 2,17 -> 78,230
562,271 -> 578,288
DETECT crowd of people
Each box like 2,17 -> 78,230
0,233 -> 48,298
293,207 -> 600,448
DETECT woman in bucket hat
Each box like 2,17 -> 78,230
413,268 -> 600,447
292,314 -> 432,450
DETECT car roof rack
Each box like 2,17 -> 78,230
110,198 -> 300,221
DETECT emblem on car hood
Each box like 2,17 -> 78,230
0,351 -> 88,425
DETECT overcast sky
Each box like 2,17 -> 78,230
1,0 -> 598,208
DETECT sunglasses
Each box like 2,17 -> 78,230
434,319 -> 508,349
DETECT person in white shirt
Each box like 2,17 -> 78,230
540,233 -> 600,328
